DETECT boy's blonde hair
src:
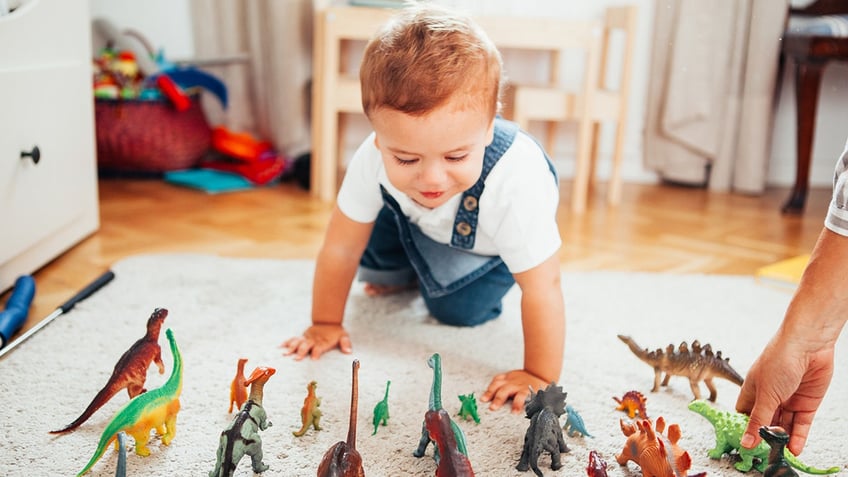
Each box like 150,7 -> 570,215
360,3 -> 504,118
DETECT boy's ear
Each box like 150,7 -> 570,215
373,134 -> 381,150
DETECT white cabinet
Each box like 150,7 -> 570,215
0,0 -> 99,292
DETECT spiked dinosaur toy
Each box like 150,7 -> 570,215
52,308 -> 167,434
317,359 -> 365,477
688,400 -> 840,474
293,380 -> 322,437
457,393 -> 480,424
615,416 -> 693,477
210,366 -> 276,477
516,383 -> 570,476
372,380 -> 390,435
77,328 -> 182,476
413,353 -> 475,476
618,335 -> 744,401
228,358 -> 248,413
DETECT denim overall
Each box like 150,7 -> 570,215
359,118 -> 556,326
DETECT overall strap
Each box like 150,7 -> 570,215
451,117 -> 519,249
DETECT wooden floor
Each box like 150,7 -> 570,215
2,177 -> 832,346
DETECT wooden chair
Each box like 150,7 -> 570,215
505,6 -> 638,214
779,0 -> 848,214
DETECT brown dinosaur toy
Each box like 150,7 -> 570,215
51,308 -> 167,434
616,416 -> 693,477
618,334 -> 744,401
228,358 -> 248,413
613,390 -> 648,419
760,426 -> 799,477
293,380 -> 322,437
317,359 -> 365,477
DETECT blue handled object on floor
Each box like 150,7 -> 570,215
0,275 -> 36,349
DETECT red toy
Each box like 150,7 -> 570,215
317,359 -> 365,477
229,358 -> 248,413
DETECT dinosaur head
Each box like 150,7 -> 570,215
524,382 -> 567,418
147,308 -> 168,336
759,425 -> 789,446
245,367 -> 276,386
687,399 -> 712,417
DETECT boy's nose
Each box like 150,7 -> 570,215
418,161 -> 446,185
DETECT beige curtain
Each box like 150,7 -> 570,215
189,0 -> 314,159
643,0 -> 788,193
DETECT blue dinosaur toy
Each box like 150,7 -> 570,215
563,404 -> 593,438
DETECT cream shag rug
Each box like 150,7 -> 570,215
0,254 -> 845,476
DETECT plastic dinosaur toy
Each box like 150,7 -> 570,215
210,366 -> 276,477
457,393 -> 480,424
52,308 -> 167,434
318,359 -> 365,477
687,400 -> 840,474
516,382 -> 570,476
616,416 -> 692,477
413,353 -> 475,476
77,327 -> 182,476
586,450 -> 609,477
563,404 -> 592,438
613,390 -> 648,419
372,380 -> 390,435
618,334 -> 744,402
760,426 -> 799,477
293,380 -> 322,437
228,358 -> 248,413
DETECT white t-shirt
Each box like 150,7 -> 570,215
826,138 -> 848,236
337,130 -> 562,274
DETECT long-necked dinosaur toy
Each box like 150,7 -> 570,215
77,327 -> 183,476
318,359 -> 365,477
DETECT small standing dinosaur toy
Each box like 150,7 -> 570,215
457,393 -> 480,424
618,334 -> 744,402
612,390 -> 648,419
372,380 -> 390,435
615,416 -> 692,477
52,308 -> 167,434
563,404 -> 592,438
413,353 -> 475,476
209,366 -> 276,477
77,328 -> 182,476
516,382 -> 570,476
760,426 -> 799,477
293,380 -> 322,437
687,400 -> 840,474
228,358 -> 248,413
317,359 -> 365,477
585,450 -> 609,477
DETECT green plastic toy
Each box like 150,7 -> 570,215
372,380 -> 390,435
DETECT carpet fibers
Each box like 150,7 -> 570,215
0,254 -> 845,476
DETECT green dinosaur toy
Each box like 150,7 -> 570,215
457,393 -> 480,424
77,328 -> 183,476
372,380 -> 390,435
687,400 -> 839,474
413,353 -> 474,475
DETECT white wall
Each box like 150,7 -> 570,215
88,0 -> 848,187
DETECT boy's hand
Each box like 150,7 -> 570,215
480,369 -> 548,414
280,324 -> 352,360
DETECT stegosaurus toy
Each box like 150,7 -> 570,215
687,400 -> 840,474
616,416 -> 692,477
619,335 -> 744,401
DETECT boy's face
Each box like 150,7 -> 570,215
370,99 -> 495,209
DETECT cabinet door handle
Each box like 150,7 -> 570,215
20,146 -> 40,165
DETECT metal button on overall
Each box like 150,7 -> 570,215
455,222 -> 472,236
463,196 -> 478,211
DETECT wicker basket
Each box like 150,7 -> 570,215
95,95 -> 212,173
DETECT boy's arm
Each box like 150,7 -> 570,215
282,205 -> 374,360
481,253 -> 565,412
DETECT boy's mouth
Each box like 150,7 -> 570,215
420,191 -> 443,199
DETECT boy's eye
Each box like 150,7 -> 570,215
446,154 -> 467,162
394,156 -> 418,165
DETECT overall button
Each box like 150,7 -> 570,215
455,222 -> 472,236
463,196 -> 478,211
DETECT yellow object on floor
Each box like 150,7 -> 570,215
755,254 -> 810,289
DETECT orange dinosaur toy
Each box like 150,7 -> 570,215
615,416 -> 692,477
613,390 -> 648,419
229,358 -> 248,413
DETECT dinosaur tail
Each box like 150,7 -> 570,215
50,376 -> 124,433
76,422 -> 120,476
617,335 -> 649,360
785,448 -> 841,474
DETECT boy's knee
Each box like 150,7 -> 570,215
425,298 -> 502,327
